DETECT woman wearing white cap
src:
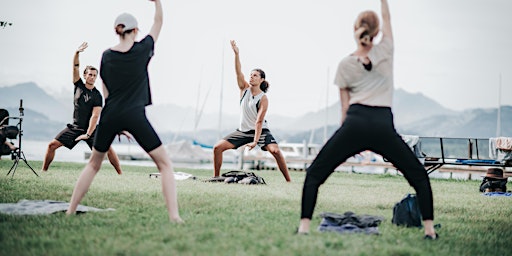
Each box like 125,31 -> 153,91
297,0 -> 437,239
66,0 -> 183,223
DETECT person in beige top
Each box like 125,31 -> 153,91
298,0 -> 438,240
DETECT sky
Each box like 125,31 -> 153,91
1,0 -> 511,118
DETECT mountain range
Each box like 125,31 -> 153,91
1,82 -> 510,144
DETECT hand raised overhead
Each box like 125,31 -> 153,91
76,42 -> 88,53
230,40 -> 239,55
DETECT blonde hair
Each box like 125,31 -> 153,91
354,11 -> 380,46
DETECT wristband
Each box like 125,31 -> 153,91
86,133 -> 90,138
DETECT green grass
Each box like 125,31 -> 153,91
0,160 -> 511,256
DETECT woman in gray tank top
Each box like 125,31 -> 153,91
211,40 -> 291,182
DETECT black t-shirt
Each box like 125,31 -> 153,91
100,35 -> 154,118
73,79 -> 103,129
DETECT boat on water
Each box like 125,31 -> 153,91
241,142 -> 391,172
242,142 -> 321,170
84,140 -> 223,164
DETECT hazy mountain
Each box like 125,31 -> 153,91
1,82 -> 510,143
399,106 -> 512,138
2,107 -> 65,141
392,89 -> 457,126
282,102 -> 340,132
278,106 -> 511,145
145,103 -> 298,133
281,88 -> 457,132
0,82 -> 71,123
145,103 -> 239,133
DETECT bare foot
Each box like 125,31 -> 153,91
170,217 -> 184,223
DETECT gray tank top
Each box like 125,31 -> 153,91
239,89 -> 269,132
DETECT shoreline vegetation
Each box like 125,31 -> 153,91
0,160 -> 511,255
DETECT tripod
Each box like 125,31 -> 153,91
6,99 -> 39,178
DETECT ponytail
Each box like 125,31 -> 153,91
115,25 -> 125,35
253,68 -> 269,92
354,10 -> 379,46
115,24 -> 135,38
260,80 -> 269,93
359,27 -> 372,46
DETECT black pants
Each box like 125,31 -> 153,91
301,104 -> 434,220
94,108 -> 162,153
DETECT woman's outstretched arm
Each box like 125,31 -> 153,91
380,0 -> 392,40
230,40 -> 249,92
149,0 -> 163,42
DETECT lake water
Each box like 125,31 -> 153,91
18,140 -> 90,164
7,140 -> 233,170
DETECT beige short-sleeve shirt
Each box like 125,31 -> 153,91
334,36 -> 394,107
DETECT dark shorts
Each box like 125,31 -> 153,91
0,129 -> 6,144
223,129 -> 277,151
55,124 -> 95,149
94,108 -> 161,153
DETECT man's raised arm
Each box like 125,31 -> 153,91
73,42 -> 88,83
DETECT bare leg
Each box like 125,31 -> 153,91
265,144 -> 291,182
148,145 -> 182,222
42,140 -> 63,171
213,140 -> 235,177
106,146 -> 123,175
66,149 -> 106,214
423,220 -> 437,238
298,218 -> 311,234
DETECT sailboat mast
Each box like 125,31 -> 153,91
194,67 -> 203,139
323,67 -> 329,143
218,44 -> 225,141
496,73 -> 502,137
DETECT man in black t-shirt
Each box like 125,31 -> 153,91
42,42 -> 125,174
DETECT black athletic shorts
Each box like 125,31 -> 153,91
55,124 -> 95,149
93,108 -> 161,153
223,129 -> 277,151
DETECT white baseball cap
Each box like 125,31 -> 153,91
114,13 -> 138,32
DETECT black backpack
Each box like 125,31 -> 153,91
479,177 -> 508,192
392,193 -> 422,228
205,171 -> 266,185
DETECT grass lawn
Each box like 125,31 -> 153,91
0,160 -> 511,256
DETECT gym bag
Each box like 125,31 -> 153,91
391,193 -> 422,228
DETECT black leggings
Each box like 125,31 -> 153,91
93,108 -> 162,153
301,104 -> 434,220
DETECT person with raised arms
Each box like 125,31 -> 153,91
42,42 -> 125,175
66,0 -> 182,223
211,40 -> 291,183
297,0 -> 438,239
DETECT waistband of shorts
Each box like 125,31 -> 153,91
236,128 -> 270,134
